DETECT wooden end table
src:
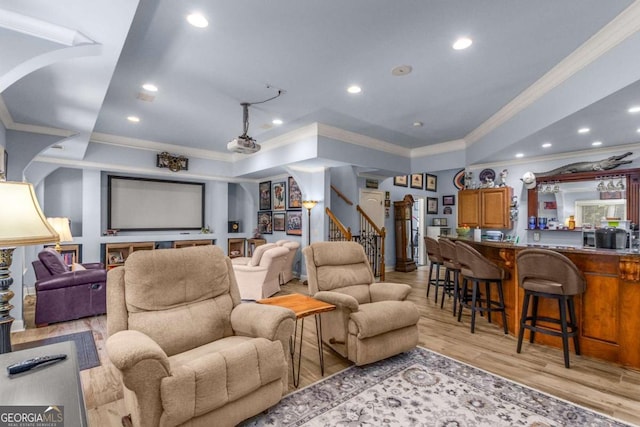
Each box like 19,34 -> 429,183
258,293 -> 336,387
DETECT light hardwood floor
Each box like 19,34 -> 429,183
14,268 -> 640,426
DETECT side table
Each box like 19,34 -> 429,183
0,340 -> 88,426
258,293 -> 336,387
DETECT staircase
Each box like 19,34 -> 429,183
326,205 -> 386,281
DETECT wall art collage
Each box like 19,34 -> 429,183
258,176 -> 302,235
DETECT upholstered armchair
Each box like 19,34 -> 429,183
32,248 -> 106,326
233,246 -> 290,300
230,242 -> 277,266
303,241 -> 420,366
276,239 -> 301,284
106,245 -> 295,427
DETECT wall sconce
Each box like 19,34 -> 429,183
156,152 -> 188,172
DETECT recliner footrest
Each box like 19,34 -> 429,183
348,300 -> 419,339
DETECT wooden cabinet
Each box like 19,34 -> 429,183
394,195 -> 417,272
105,242 -> 155,269
458,190 -> 481,227
458,187 -> 512,228
173,239 -> 213,248
227,238 -> 246,258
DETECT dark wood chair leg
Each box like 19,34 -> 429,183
559,295 -> 571,368
517,291 -> 530,353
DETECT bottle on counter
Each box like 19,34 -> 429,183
568,215 -> 575,230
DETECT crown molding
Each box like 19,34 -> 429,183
0,95 -> 74,137
32,156 -> 252,183
469,140 -> 640,171
90,132 -> 232,162
317,123 -> 412,157
411,139 -> 466,158
0,9 -> 95,46
465,1 -> 640,146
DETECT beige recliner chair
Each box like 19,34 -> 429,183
303,241 -> 420,366
276,239 -> 301,284
233,245 -> 290,300
106,245 -> 295,427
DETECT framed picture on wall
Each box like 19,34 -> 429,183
286,210 -> 302,235
393,175 -> 408,187
410,173 -> 423,189
272,181 -> 286,211
257,211 -> 273,234
273,212 -> 286,231
442,195 -> 455,206
259,181 -> 271,210
426,174 -> 438,192
287,176 -> 302,209
427,197 -> 438,214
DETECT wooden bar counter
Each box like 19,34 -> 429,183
444,237 -> 640,369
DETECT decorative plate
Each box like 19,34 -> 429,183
479,168 -> 496,183
453,169 -> 465,190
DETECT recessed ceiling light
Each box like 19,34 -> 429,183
127,115 -> 140,123
412,121 -> 423,127
272,118 -> 283,125
515,153 -> 524,158
452,37 -> 473,50
187,13 -> 208,28
578,127 -> 590,134
637,127 -> 640,133
542,142 -> 552,148
347,85 -> 362,94
628,106 -> 640,113
391,65 -> 413,76
142,83 -> 158,92
592,141 -> 603,146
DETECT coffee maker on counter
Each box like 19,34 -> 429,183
594,220 -> 631,249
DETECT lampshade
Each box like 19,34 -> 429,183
47,217 -> 73,243
302,200 -> 318,210
0,181 -> 59,247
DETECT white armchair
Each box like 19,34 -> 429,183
231,242 -> 277,266
233,246 -> 290,300
276,239 -> 301,284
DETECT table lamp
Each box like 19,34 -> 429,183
0,181 -> 59,353
47,217 -> 73,252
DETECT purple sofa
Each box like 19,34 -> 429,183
32,248 -> 107,326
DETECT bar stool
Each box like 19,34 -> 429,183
425,237 -> 445,303
438,238 -> 461,314
516,248 -> 586,368
455,241 -> 508,334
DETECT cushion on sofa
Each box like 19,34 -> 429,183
38,248 -> 69,275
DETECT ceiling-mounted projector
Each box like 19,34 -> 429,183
227,88 -> 284,154
227,135 -> 261,154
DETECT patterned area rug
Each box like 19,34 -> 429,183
12,331 -> 100,371
242,346 -> 630,426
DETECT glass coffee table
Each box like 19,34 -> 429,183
258,293 -> 336,387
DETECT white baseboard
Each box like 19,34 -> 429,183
11,319 -> 25,333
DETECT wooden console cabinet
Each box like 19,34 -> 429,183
104,242 -> 155,269
458,187 -> 512,228
228,238 -> 246,258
